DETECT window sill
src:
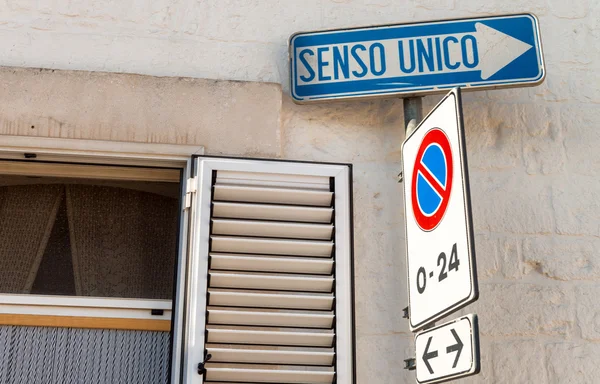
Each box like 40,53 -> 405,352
0,294 -> 172,331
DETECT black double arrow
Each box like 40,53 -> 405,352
422,328 -> 464,374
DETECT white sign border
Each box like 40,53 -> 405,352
402,88 -> 479,331
415,314 -> 480,384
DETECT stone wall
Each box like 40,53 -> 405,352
0,1 -> 598,383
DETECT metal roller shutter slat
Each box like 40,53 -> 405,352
209,254 -> 334,275
209,291 -> 334,310
213,185 -> 333,206
216,171 -> 331,190
211,236 -> 333,257
212,202 -> 333,223
207,309 -> 334,328
206,329 -> 334,347
211,219 -> 334,240
205,368 -> 335,384
209,272 -> 334,292
206,348 -> 335,366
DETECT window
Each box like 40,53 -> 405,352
0,160 -> 181,331
0,148 -> 356,384
182,157 -> 355,384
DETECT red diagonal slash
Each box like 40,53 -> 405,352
417,161 -> 446,198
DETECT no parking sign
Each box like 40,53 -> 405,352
402,88 -> 478,331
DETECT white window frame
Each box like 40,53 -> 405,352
0,135 -> 204,384
183,157 -> 355,384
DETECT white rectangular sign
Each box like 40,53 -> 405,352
401,88 -> 478,331
415,314 -> 480,383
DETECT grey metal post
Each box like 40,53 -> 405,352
398,97 -> 423,184
403,97 -> 423,134
401,96 -> 423,325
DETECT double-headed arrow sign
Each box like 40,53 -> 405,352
423,328 -> 464,374
415,315 -> 479,383
290,13 -> 544,102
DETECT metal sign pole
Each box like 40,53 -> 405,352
403,97 -> 423,135
402,96 -> 423,373
398,97 -> 423,371
398,97 -> 422,185
401,95 -> 422,314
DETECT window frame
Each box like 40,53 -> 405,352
0,134 -> 204,384
0,294 -> 173,331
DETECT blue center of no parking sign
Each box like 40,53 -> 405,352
417,144 -> 447,215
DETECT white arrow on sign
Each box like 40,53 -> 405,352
475,22 -> 533,79
415,314 -> 480,384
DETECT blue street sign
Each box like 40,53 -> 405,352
289,13 -> 545,103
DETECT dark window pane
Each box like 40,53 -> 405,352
0,175 -> 179,300
31,191 -> 76,296
0,184 -> 63,293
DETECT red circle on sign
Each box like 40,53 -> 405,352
411,128 -> 454,231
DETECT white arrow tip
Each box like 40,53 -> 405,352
476,22 -> 533,80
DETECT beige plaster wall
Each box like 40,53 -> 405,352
0,67 -> 282,157
0,0 -> 599,383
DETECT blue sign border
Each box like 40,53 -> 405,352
289,13 -> 545,103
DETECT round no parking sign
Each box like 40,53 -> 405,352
411,128 -> 454,232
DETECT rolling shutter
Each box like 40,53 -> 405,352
183,158 -> 354,384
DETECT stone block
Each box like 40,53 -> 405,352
535,65 -> 600,104
492,340 -> 547,383
348,162 -> 407,335
546,343 -> 600,383
561,104 -> 600,177
483,87 -> 537,103
575,285 -> 600,341
356,333 -> 412,384
522,106 -> 565,175
413,0 -> 456,10
542,19 -> 596,68
201,0 -> 323,44
281,95 -> 404,164
473,233 -> 500,280
461,1 -> 548,16
352,162 -> 405,230
523,236 -> 600,280
469,283 -> 574,337
354,227 -> 408,335
552,175 -> 600,237
463,102 -> 522,171
469,170 -> 554,234
322,2 -> 417,29
474,233 -> 523,280
591,3 -> 600,38
492,234 -> 523,279
548,1 -> 590,19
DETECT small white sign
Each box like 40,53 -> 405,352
415,314 -> 480,383
401,88 -> 478,331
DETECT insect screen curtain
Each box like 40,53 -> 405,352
0,184 -> 178,299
